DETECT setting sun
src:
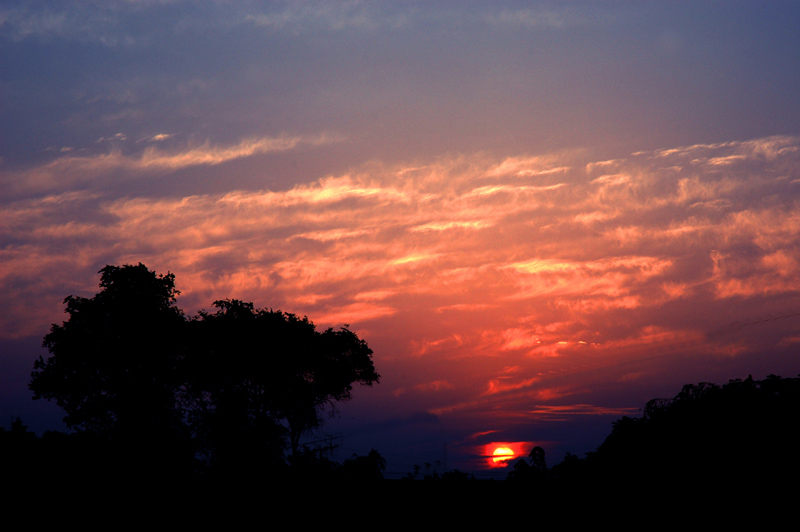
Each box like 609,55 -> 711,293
485,442 -> 532,468
492,447 -> 515,464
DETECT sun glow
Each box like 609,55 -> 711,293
492,447 -> 514,464
485,442 -> 531,468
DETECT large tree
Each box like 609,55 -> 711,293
187,299 -> 380,457
31,264 -> 186,438
30,264 -> 192,477
182,299 -> 292,471
31,266 -> 380,474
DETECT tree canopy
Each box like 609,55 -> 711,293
31,264 -> 185,438
512,374 -> 800,491
185,298 -> 380,461
30,264 -> 379,475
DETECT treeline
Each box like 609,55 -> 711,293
507,374 -> 800,490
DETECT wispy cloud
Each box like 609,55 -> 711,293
3,136 -> 800,436
6,134 -> 343,193
2,1 -> 594,46
245,1 -> 408,33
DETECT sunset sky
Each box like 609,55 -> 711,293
2,1 -> 800,477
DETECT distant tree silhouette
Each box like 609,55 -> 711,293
564,374 -> 800,490
507,445 -> 547,483
530,445 -> 546,473
341,449 -> 386,480
506,374 -> 800,493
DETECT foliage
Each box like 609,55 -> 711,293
29,264 -> 380,476
507,374 -> 800,491
186,299 -> 380,457
31,264 -> 186,439
563,374 -> 800,489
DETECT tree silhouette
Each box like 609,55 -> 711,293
507,445 -> 547,482
530,445 -> 547,473
29,263 -> 380,477
30,263 -> 192,475
30,264 -> 381,478
341,449 -> 386,480
281,320 -> 380,455
187,299 -> 380,458
549,374 -> 800,490
183,299 -> 299,471
31,264 -> 185,437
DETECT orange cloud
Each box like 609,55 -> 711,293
3,136 -> 800,449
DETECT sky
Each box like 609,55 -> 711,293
2,1 -> 800,478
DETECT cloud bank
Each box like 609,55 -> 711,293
3,138 -> 799,434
